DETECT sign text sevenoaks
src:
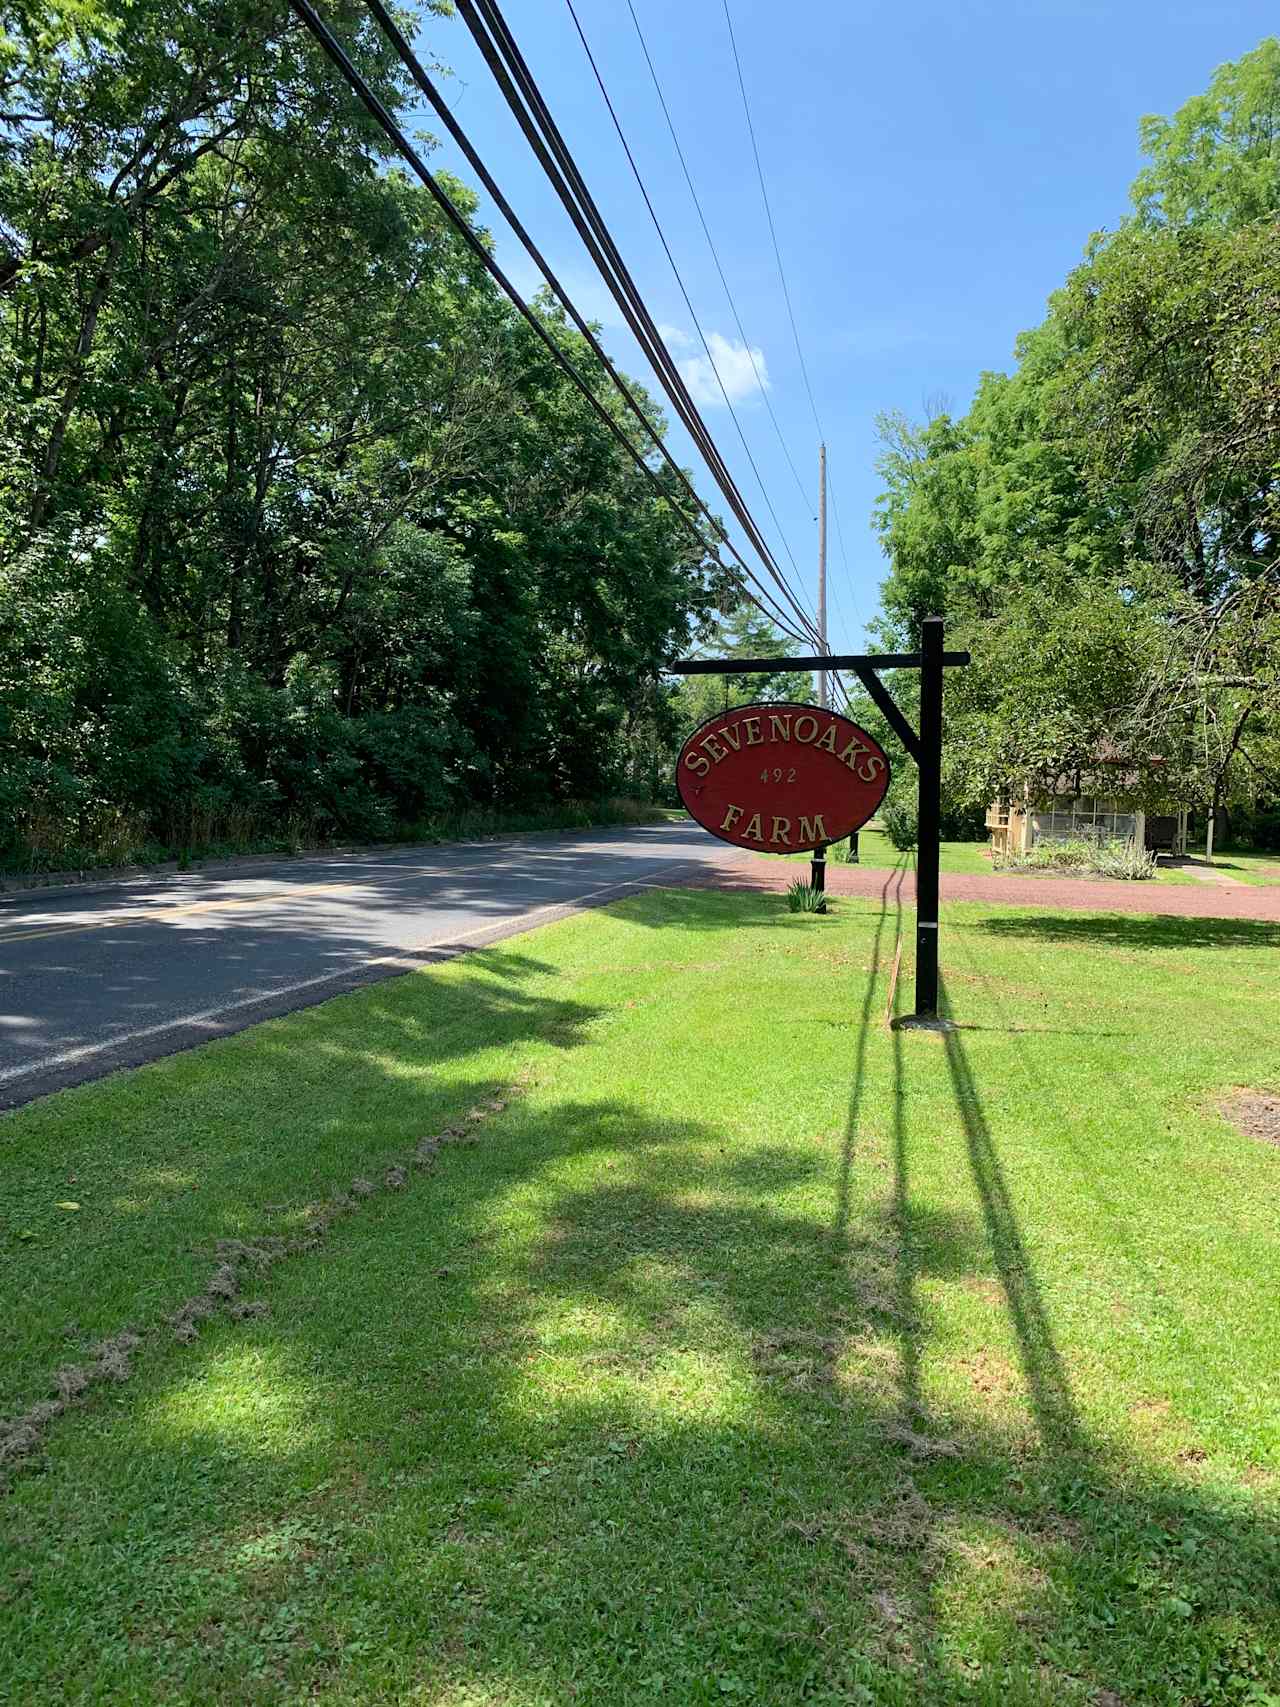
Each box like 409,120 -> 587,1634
676,701 -> 891,853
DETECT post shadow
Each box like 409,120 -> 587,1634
937,971 -> 1083,1458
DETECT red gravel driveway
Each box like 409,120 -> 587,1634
677,856 -> 1280,923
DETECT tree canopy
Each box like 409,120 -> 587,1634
873,38 -> 1280,832
0,0 -> 741,867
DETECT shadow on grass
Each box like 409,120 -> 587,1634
972,912 -> 1280,951
938,978 -> 1080,1456
3,921 -> 1279,1704
0,945 -> 605,1415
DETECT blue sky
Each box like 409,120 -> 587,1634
412,1 -> 1276,652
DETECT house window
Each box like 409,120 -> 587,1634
1032,797 -> 1135,845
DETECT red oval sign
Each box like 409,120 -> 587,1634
676,701 -> 891,852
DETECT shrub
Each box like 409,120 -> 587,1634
995,836 -> 1156,881
1246,807 -> 1280,852
882,795 -> 918,851
786,879 -> 827,913
1090,839 -> 1158,880
938,800 -> 988,840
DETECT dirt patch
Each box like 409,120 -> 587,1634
1216,1090 -> 1280,1146
752,1328 -> 842,1392
959,1275 -> 1004,1307
960,1350 -> 1019,1404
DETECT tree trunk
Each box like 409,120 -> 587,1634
30,241 -> 121,527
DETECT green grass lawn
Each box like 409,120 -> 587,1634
2,883 -> 1279,1704
765,825 -> 994,876
1188,846 -> 1280,887
1153,864 -> 1203,886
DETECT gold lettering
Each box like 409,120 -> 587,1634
684,749 -> 711,777
770,816 -> 793,845
799,814 -> 828,844
743,716 -> 763,746
793,714 -> 819,744
768,713 -> 792,742
720,803 -> 744,833
720,723 -> 742,752
814,722 -> 840,754
837,736 -> 867,772
859,755 -> 886,784
742,812 -> 765,842
701,733 -> 728,765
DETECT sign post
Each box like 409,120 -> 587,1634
670,616 -> 969,1027
809,841 -> 826,896
910,616 -> 944,1024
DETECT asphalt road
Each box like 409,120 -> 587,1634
0,822 -> 743,1108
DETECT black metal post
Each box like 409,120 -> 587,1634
668,637 -> 968,1027
810,841 -> 826,899
913,615 -> 944,1019
849,831 -> 860,865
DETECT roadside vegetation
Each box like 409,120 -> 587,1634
872,40 -> 1280,846
993,838 -> 1158,882
0,0 -> 738,876
2,883 -> 1278,1703
0,796 -> 672,886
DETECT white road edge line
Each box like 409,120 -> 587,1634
0,857 -> 698,1087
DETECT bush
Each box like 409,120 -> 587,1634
1243,807 -> 1280,852
938,801 -> 988,840
882,795 -> 918,851
1090,839 -> 1158,880
995,836 -> 1156,881
1026,837 -> 1093,871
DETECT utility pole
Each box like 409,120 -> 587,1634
811,442 -> 829,898
817,441 -> 828,710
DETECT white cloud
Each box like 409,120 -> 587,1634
661,326 -> 770,407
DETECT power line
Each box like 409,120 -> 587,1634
721,0 -> 867,678
454,0 -> 822,648
459,0 -> 819,642
561,0 -> 814,616
286,0 -> 814,645
721,0 -> 823,441
620,0 -> 813,520
355,0 -> 811,645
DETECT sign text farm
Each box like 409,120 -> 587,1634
676,702 -> 891,853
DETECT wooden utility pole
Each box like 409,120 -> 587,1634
817,441 -> 828,710
811,442 -> 829,895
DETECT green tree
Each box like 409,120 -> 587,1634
0,0 -> 726,867
669,604 -> 814,731
871,38 -> 1280,839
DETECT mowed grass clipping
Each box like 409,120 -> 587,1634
1,881 -> 1279,1705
